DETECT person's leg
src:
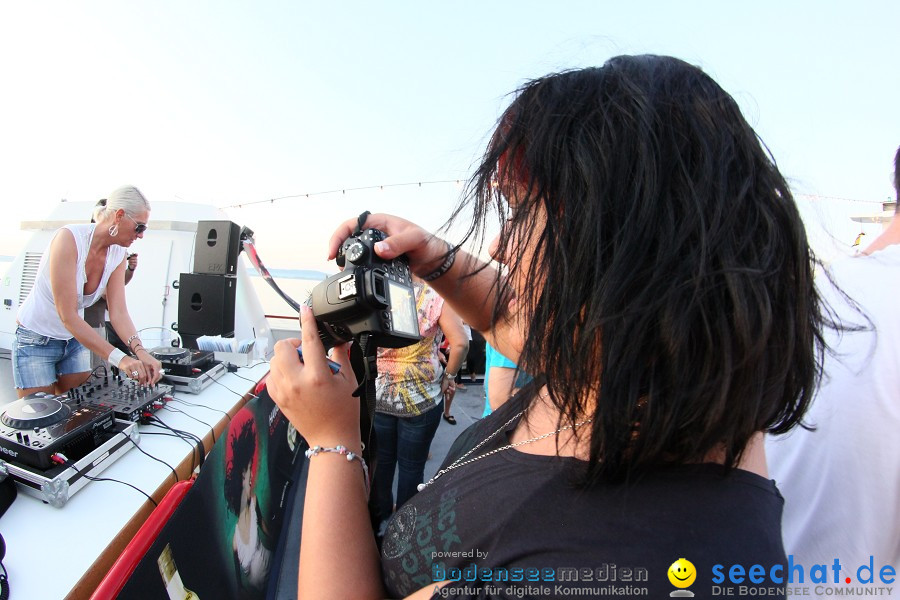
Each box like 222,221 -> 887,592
395,402 -> 443,509
372,412 -> 399,524
454,369 -> 467,391
12,326 -> 61,398
56,371 -> 91,393
55,337 -> 92,394
443,391 -> 456,424
16,384 -> 56,398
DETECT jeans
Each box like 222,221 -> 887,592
12,325 -> 90,388
372,400 -> 443,523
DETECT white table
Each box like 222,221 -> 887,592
0,361 -> 270,600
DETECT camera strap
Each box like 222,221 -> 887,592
350,333 -> 378,467
353,211 -> 371,236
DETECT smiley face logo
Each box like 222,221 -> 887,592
668,558 -> 696,588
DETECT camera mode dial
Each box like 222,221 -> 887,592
344,241 -> 367,264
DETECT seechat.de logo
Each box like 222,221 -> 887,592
668,558 -> 697,597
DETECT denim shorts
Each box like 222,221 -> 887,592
12,325 -> 90,389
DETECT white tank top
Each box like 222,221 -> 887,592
17,224 -> 127,340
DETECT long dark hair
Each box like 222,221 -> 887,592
224,411 -> 259,514
451,55 -> 828,483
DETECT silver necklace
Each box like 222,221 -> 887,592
417,409 -> 592,492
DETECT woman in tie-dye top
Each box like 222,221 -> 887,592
372,279 -> 469,529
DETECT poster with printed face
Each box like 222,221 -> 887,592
119,388 -> 305,599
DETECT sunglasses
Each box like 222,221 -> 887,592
124,214 -> 148,234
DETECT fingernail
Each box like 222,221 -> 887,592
374,241 -> 389,254
300,305 -> 311,317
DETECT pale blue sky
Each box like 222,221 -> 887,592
1,2 -> 897,268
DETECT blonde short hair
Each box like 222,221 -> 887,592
93,186 -> 151,221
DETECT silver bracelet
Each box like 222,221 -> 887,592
422,241 -> 457,282
305,445 -> 370,497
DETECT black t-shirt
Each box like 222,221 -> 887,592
380,391 -> 787,599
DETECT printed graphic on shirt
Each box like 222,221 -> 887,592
376,282 -> 445,416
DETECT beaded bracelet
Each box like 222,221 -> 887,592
305,445 -> 370,497
125,334 -> 141,349
422,241 -> 457,282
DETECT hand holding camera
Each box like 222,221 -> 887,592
326,213 -> 453,282
310,223 -> 422,350
266,307 -> 359,450
270,214 -> 425,449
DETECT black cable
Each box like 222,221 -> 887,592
161,423 -> 205,452
239,359 -> 268,370
211,377 -> 258,400
147,414 -> 205,449
139,430 -> 188,439
163,405 -> 216,445
89,364 -> 109,379
143,418 -> 203,471
124,434 -> 178,482
171,428 -> 206,469
156,419 -> 206,468
169,395 -> 230,419
54,454 -> 157,507
139,429 -> 200,466
229,372 -> 261,385
152,422 -> 205,470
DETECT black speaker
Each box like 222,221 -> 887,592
177,273 -> 236,338
194,220 -> 242,276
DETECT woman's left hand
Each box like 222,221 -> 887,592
267,306 -> 359,450
135,349 -> 163,384
441,375 -> 457,400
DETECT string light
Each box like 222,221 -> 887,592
796,193 -> 884,205
220,179 -> 461,209
220,185 -> 887,210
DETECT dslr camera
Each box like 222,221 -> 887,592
309,228 -> 421,349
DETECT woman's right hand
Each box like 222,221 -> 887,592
327,213 -> 448,279
135,348 -> 163,385
119,355 -> 150,385
266,306 -> 359,451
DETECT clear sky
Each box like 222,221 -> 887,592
1,1 -> 897,270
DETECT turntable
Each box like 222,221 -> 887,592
151,346 -> 225,394
0,393 -> 114,470
150,346 -> 216,376
151,347 -> 190,361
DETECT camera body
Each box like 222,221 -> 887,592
309,228 -> 422,349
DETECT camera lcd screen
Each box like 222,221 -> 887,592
387,280 -> 418,337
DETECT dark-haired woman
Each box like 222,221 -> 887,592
267,55 -> 828,599
224,410 -> 273,594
